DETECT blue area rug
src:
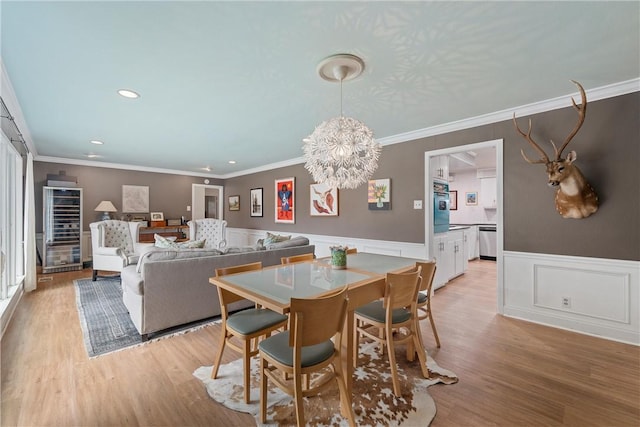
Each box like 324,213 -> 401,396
74,277 -> 144,357
74,276 -> 218,357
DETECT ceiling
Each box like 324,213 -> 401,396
1,1 -> 638,178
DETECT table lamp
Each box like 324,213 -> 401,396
95,200 -> 117,220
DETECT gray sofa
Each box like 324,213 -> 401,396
120,237 -> 314,340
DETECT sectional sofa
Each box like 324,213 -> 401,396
120,236 -> 314,340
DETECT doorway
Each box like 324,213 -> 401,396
424,139 -> 504,313
191,184 -> 224,221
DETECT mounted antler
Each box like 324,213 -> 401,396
513,80 -> 598,219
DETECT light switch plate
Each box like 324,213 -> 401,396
413,200 -> 423,209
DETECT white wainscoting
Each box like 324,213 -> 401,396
227,228 -> 428,260
503,251 -> 639,345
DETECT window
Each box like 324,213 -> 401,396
1,130 -> 24,300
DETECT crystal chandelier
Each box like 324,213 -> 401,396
303,54 -> 381,190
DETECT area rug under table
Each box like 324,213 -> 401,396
74,276 -> 218,357
194,341 -> 458,426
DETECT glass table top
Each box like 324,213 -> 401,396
215,253 -> 426,306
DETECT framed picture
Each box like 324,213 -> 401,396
450,190 -> 458,210
122,185 -> 149,213
310,183 -> 338,216
275,177 -> 295,223
250,188 -> 263,217
368,178 -> 391,210
465,192 -> 478,205
228,195 -> 240,211
150,212 -> 164,221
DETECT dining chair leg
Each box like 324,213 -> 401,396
334,362 -> 356,426
353,319 -> 360,368
412,327 -> 430,379
429,312 -> 441,348
293,370 -> 305,426
260,357 -> 268,423
211,328 -> 227,379
385,323 -> 402,397
243,339 -> 251,403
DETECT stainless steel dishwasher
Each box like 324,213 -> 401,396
479,225 -> 497,260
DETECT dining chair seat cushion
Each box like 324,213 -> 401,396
227,308 -> 288,336
417,292 -> 428,304
258,331 -> 334,368
355,300 -> 412,324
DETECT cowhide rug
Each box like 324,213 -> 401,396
193,341 -> 457,426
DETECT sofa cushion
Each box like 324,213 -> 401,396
136,247 -> 224,273
223,246 -> 257,254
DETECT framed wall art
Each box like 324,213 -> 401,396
310,183 -> 338,216
275,177 -> 295,224
250,188 -> 263,217
122,185 -> 149,213
465,191 -> 478,205
368,178 -> 391,211
150,212 -> 164,221
228,195 -> 240,211
450,190 -> 458,210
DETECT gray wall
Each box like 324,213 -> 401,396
35,92 -> 639,261
33,164 -> 222,232
225,92 -> 639,261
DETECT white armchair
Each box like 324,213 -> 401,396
187,218 -> 227,250
89,220 -> 150,281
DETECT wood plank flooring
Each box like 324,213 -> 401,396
2,260 -> 638,426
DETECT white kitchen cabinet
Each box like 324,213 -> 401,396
464,226 -> 479,260
430,155 -> 449,182
448,230 -> 465,279
433,234 -> 451,290
433,230 -> 468,289
480,177 -> 497,208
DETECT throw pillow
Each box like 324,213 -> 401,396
176,238 -> 206,249
263,232 -> 291,246
154,234 -> 177,248
154,234 -> 206,249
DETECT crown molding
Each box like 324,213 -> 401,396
34,156 -> 223,179
21,77 -> 640,178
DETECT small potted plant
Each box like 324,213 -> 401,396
330,245 -> 348,269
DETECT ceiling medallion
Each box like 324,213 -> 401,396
303,54 -> 380,190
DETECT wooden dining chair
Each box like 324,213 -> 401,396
211,261 -> 288,404
415,261 -> 441,348
346,247 -> 357,254
280,253 -> 314,264
258,286 -> 356,427
354,267 -> 429,396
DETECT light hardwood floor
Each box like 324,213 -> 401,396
1,260 -> 638,426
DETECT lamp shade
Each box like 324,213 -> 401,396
95,200 -> 117,220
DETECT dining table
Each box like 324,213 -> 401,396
208,252 -> 428,398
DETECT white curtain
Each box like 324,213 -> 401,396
23,152 -> 36,292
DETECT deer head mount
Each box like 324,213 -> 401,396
513,80 -> 598,219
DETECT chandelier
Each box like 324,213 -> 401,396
303,54 -> 381,190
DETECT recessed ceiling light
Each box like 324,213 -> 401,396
228,160 -> 236,164
117,89 -> 140,99
90,140 -> 104,145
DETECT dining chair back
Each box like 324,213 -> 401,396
346,247 -> 357,254
354,267 -> 430,396
415,261 -> 441,347
258,286 -> 356,426
280,253 -> 314,264
211,261 -> 288,404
